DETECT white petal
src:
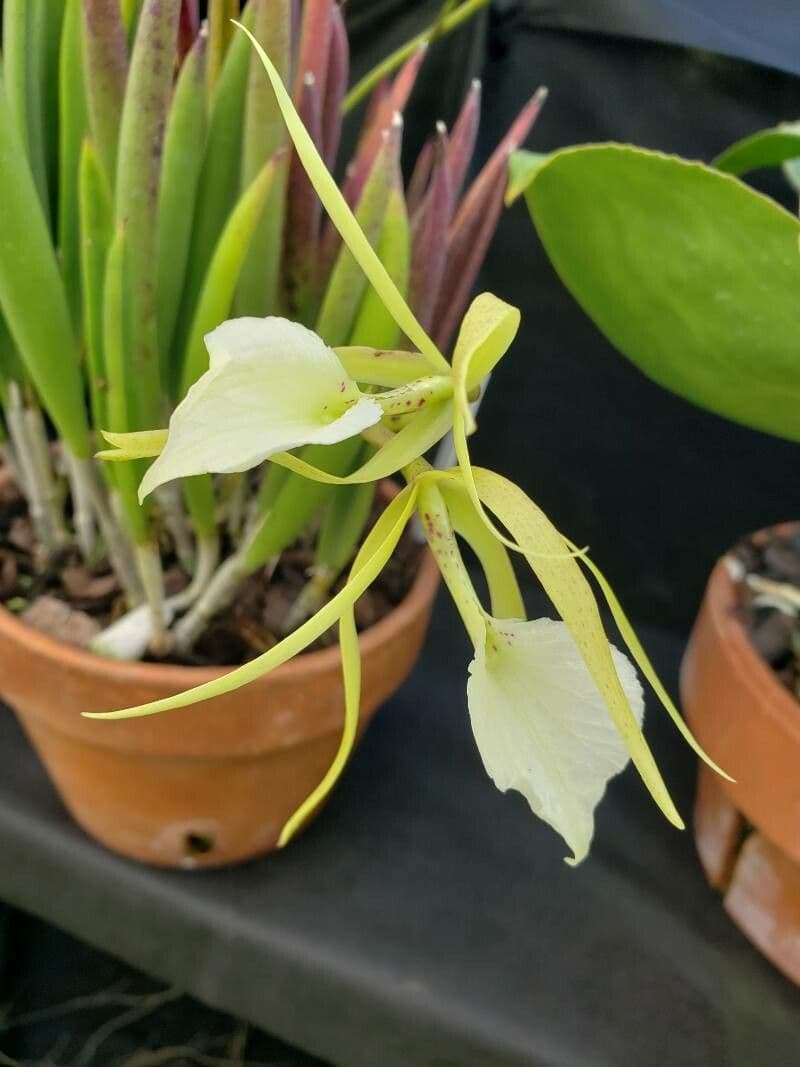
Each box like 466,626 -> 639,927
467,617 -> 643,865
139,317 -> 382,500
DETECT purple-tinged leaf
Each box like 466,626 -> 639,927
294,0 -> 334,100
409,124 -> 454,331
81,0 -> 129,184
342,44 -> 427,207
178,0 -> 199,62
284,72 -> 323,320
321,3 -> 348,171
406,136 -> 434,217
432,88 -> 547,351
446,77 -> 481,201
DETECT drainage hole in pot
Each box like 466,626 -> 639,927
184,831 -> 215,857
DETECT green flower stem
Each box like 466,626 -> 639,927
417,479 -> 484,647
374,375 -> 453,416
341,0 -> 489,115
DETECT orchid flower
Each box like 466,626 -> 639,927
93,24 -> 729,862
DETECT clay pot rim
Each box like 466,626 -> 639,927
0,478 -> 441,690
704,521 -> 800,744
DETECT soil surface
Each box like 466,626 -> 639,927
0,476 -> 421,666
732,528 -> 800,698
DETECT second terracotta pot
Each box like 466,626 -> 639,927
680,523 -> 800,983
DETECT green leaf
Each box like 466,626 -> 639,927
349,183 -> 410,349
506,148 -> 548,206
85,482 -> 419,719
59,0 -> 89,332
103,225 -> 149,541
712,123 -> 800,177
157,31 -> 208,364
81,0 -> 128,186
472,466 -> 682,830
178,158 -> 279,396
0,64 -> 90,456
115,0 -> 181,426
524,145 -> 800,441
79,138 -> 113,429
175,3 -> 254,357
235,21 -> 450,375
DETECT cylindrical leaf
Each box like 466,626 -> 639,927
59,0 -> 89,332
115,0 -> 181,426
409,127 -> 453,331
81,0 -> 128,185
157,30 -> 208,366
351,183 -> 410,348
79,138 -> 113,429
0,71 -> 89,456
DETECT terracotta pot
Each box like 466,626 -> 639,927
680,522 -> 800,983
0,480 -> 440,869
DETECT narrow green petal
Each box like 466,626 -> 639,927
99,427 -> 168,460
84,483 -> 419,719
472,467 -> 683,830
335,346 -> 435,387
564,538 -> 734,783
270,400 -> 453,485
234,21 -> 450,375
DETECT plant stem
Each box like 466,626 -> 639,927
25,401 -> 68,546
6,384 -> 58,554
155,483 -> 196,574
134,541 -> 167,653
78,456 -> 145,606
62,444 -> 97,559
341,0 -> 489,115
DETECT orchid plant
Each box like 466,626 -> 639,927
90,26 -> 728,864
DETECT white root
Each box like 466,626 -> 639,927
6,384 -> 59,554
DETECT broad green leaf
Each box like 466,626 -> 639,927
712,123 -> 800,177
157,31 -> 208,363
0,63 -> 89,456
178,159 -> 278,396
3,0 -> 50,222
85,482 -> 419,719
506,148 -> 548,206
440,480 -> 525,620
472,466 -> 682,829
468,616 -> 643,865
269,400 -> 454,485
523,145 -> 800,441
235,21 -> 450,375
562,537 -> 733,782
140,317 -> 382,500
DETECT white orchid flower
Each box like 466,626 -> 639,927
137,317 -> 383,501
468,615 -> 643,865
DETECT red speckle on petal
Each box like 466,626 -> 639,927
338,381 -> 346,392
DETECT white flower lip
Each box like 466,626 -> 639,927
466,616 -> 644,865
138,317 -> 382,501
